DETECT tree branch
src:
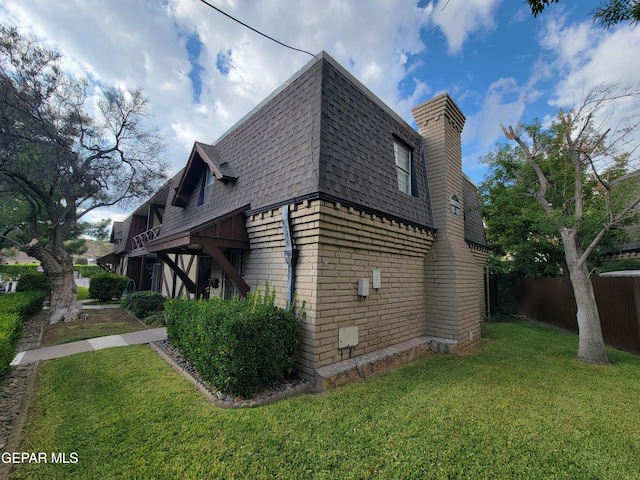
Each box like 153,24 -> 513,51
578,195 -> 640,269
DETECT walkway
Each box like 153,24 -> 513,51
10,327 -> 167,366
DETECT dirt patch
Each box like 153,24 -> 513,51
40,308 -> 146,347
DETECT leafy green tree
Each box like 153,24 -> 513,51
527,0 -> 640,28
491,83 -> 640,364
0,25 -> 167,323
480,143 -> 566,277
480,148 -> 633,277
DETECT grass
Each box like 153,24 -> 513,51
11,319 -> 640,479
76,286 -> 89,301
39,309 -> 146,347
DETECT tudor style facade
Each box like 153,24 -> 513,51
99,52 -> 489,387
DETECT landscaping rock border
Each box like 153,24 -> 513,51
150,340 -> 314,408
0,310 -> 47,480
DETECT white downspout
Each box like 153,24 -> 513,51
282,205 -> 299,309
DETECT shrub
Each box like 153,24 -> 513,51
0,312 -> 22,377
89,273 -> 129,303
74,265 -> 103,279
0,291 -> 46,318
16,272 -> 51,293
121,291 -> 166,320
142,311 -> 166,327
165,287 -> 302,398
0,291 -> 45,377
0,264 -> 38,279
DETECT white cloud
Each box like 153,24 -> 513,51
543,21 -> 640,109
463,77 -> 527,151
430,0 -> 501,54
537,17 -> 640,167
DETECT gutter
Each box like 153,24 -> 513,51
282,205 -> 299,309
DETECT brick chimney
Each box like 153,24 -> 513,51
412,94 -> 483,351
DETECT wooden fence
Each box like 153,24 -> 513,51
513,276 -> 640,355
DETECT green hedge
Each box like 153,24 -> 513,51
0,264 -> 39,279
0,291 -> 47,318
74,265 -> 104,279
0,264 -> 103,280
89,273 -> 129,303
0,291 -> 46,377
0,312 -> 22,377
165,288 -> 302,398
16,272 -> 51,292
121,291 -> 166,320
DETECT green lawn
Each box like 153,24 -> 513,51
76,286 -> 89,301
11,320 -> 640,479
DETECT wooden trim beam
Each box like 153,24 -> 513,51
146,234 -> 191,252
199,240 -> 250,298
157,253 -> 196,294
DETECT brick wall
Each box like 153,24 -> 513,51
243,199 -> 436,378
244,201 -> 321,378
413,94 -> 489,351
314,200 -> 434,368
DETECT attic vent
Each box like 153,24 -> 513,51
450,194 -> 461,217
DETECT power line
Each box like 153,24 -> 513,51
197,0 -> 316,58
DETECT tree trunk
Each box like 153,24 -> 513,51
561,229 -> 609,364
48,265 -> 82,324
24,238 -> 82,324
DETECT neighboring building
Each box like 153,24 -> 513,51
607,224 -> 640,260
98,52 -> 489,389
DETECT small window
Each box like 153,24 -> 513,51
394,139 -> 417,197
450,194 -> 461,216
197,168 -> 215,206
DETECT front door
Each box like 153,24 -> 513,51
222,249 -> 243,300
196,255 -> 213,300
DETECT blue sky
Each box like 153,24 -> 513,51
1,0 -> 638,222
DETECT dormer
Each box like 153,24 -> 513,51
172,142 -> 238,208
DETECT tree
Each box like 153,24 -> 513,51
527,0 -> 640,28
480,143 -> 567,278
480,147 -> 632,278
494,83 -> 640,364
0,25 -> 167,323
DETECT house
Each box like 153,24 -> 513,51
98,51 -> 489,389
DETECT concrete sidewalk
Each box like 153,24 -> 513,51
10,327 -> 167,366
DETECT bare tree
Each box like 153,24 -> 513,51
501,83 -> 640,364
0,25 -> 167,323
492,85 -> 640,363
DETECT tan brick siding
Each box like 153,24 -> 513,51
244,202 -> 321,378
413,94 -> 488,352
314,200 -> 433,368
156,195 -> 486,379
243,199 -> 438,377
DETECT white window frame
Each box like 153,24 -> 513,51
198,168 -> 215,206
394,139 -> 412,195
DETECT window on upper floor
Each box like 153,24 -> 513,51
394,138 -> 417,197
197,167 -> 215,206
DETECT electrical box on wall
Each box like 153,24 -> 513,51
357,278 -> 369,297
372,269 -> 381,289
339,326 -> 359,349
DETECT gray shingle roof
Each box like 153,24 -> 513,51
318,57 -> 431,226
126,51 -> 487,249
463,175 -> 488,248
